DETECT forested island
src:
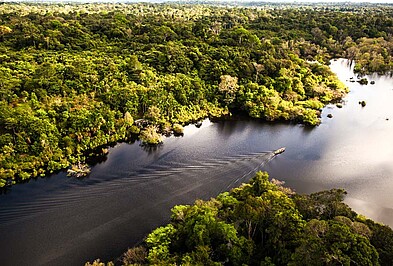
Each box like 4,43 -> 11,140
86,172 -> 393,266
1,2 -> 393,187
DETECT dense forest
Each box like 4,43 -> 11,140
1,3 -> 393,186
86,172 -> 393,266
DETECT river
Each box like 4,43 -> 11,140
0,59 -> 393,265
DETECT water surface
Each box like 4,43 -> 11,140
1,59 -> 393,265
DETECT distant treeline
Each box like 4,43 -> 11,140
87,172 -> 393,266
0,3 -> 392,186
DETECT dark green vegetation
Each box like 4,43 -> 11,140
98,172 -> 392,266
1,3 -> 393,186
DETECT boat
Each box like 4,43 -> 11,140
273,147 -> 286,155
67,162 -> 91,178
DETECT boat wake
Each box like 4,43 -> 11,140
0,149 -> 283,226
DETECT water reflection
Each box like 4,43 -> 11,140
0,59 -> 393,266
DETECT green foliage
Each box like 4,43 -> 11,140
349,37 -> 393,74
364,219 -> 393,265
172,123 -> 184,135
293,189 -> 357,221
84,259 -> 114,266
119,171 -> 393,265
139,126 -> 163,145
2,2 -> 392,185
290,219 -> 379,265
146,224 -> 176,264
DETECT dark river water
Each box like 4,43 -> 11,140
1,59 -> 393,265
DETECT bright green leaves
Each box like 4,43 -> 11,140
0,91 -> 132,182
350,37 -> 393,75
171,200 -> 251,265
144,172 -> 305,265
237,55 -> 346,125
139,171 -> 392,265
146,224 -> 176,264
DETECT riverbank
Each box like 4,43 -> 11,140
1,62 -> 393,264
1,2 -> 393,264
102,171 -> 392,266
1,3 -> 356,188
